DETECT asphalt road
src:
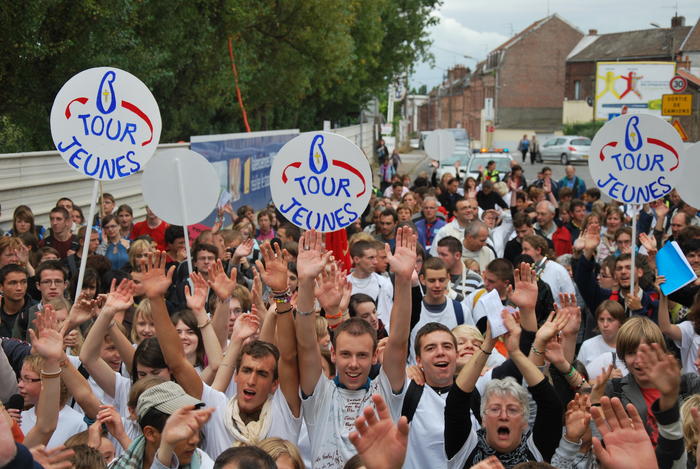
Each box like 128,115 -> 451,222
403,149 -> 595,194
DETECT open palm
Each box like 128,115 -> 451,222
387,227 -> 417,281
349,395 -> 408,469
297,230 -> 331,281
141,251 -> 174,299
255,242 -> 288,292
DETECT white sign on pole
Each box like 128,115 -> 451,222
424,129 -> 456,162
50,67 -> 162,181
675,142 -> 700,208
589,114 -> 684,203
270,132 -> 372,233
141,149 -> 220,226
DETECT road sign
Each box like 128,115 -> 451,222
662,94 -> 692,116
671,119 -> 689,141
670,75 -> 688,93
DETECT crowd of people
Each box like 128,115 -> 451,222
1,150 -> 700,469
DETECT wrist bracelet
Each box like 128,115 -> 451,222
41,369 -> 62,379
480,348 -> 492,355
197,319 -> 212,329
272,295 -> 291,304
276,307 -> 292,315
297,309 -> 314,316
325,311 -> 343,320
567,366 -> 577,377
531,345 -> 544,356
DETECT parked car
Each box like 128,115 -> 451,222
539,135 -> 591,165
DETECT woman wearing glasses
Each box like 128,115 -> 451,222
96,214 -> 130,271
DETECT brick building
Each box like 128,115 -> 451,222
418,14 -> 583,146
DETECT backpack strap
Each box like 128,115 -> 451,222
453,300 -> 464,325
401,380 -> 425,423
472,289 -> 487,309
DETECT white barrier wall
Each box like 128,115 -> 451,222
0,123 -> 373,232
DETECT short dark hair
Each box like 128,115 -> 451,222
165,225 -> 185,245
485,258 -> 514,284
350,240 -> 374,259
132,337 -> 168,384
332,317 -> 377,351
437,236 -> 462,254
348,293 -> 376,317
380,208 -> 398,223
193,243 -> 218,261
36,260 -> 67,282
0,264 -> 28,284
214,446 -> 276,469
414,322 -> 456,358
569,199 -> 585,212
278,223 -> 301,242
585,188 -> 601,200
681,238 -> 700,255
513,212 -> 533,228
391,181 -> 403,189
235,340 -> 280,380
50,206 -> 70,220
100,193 -> 115,203
138,407 -> 169,432
117,204 -> 133,216
421,256 -> 446,276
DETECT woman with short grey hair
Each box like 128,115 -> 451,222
444,310 -> 563,468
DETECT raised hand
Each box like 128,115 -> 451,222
535,310 -> 569,345
582,226 -> 601,254
29,305 -> 64,361
565,393 -> 591,442
231,313 -> 260,343
591,397 -> 658,469
208,259 -> 237,301
636,343 -> 680,404
501,309 -> 522,353
590,364 -> 614,404
140,251 -> 175,299
638,232 -> 658,254
349,394 -> 409,469
544,336 -> 567,368
185,272 -> 208,313
29,445 -> 75,469
507,262 -> 538,311
387,226 -> 417,281
406,365 -> 425,386
315,262 -> 347,314
160,405 -> 214,449
104,278 -> 136,312
233,238 -> 254,261
96,405 -> 127,442
297,230 -> 332,282
64,293 -> 100,332
556,293 -> 581,338
255,242 -> 289,292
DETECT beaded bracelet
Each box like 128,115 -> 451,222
531,345 -> 544,356
197,318 -> 212,329
41,369 -> 62,379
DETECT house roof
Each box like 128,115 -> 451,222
678,68 -> 700,87
491,14 -> 582,54
568,26 -> 691,62
680,18 -> 700,52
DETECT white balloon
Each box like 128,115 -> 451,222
675,142 -> 700,208
423,129 -> 456,161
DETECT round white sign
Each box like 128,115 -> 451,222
424,129 -> 456,161
589,114 -> 684,203
674,142 -> 700,208
50,67 -> 162,181
270,132 -> 372,233
141,149 -> 219,225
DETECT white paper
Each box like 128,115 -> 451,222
481,289 -> 508,337
217,190 -> 232,209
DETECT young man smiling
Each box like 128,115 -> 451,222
296,227 -> 415,469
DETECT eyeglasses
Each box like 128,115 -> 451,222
484,405 -> 523,417
19,375 -> 41,383
39,279 -> 65,286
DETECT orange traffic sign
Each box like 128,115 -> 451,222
672,119 -> 688,141
662,94 -> 692,116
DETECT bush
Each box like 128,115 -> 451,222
562,121 -> 605,139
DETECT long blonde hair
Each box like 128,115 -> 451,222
681,394 -> 700,453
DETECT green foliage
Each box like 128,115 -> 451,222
0,0 -> 440,152
562,120 -> 605,139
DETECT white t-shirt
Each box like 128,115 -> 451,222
347,272 -> 394,331
21,405 -> 87,449
674,321 -> 700,374
538,259 -> 576,307
67,355 -> 116,412
404,385 -> 449,469
586,352 -> 628,381
577,335 -> 615,367
409,299 -> 462,364
113,373 -> 141,444
302,369 -> 406,469
200,383 -> 302,459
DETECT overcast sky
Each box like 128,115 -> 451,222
411,0 -> 700,91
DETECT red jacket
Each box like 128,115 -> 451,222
552,225 -> 572,256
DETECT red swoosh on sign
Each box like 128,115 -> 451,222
599,141 -> 617,161
647,137 -> 679,171
282,162 -> 302,183
332,160 -> 366,197
121,100 -> 154,146
65,97 -> 88,119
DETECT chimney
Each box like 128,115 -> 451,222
671,16 -> 685,27
588,29 -> 598,35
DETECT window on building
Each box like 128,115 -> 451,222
574,80 -> 581,100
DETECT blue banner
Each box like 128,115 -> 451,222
190,130 -> 299,226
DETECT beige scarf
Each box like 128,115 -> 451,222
223,395 -> 273,446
